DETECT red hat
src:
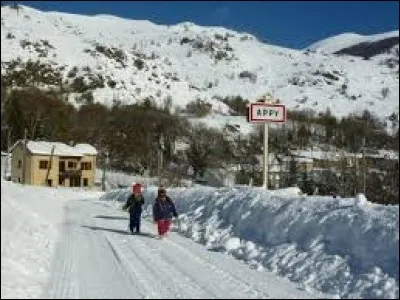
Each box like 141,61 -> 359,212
132,183 -> 142,194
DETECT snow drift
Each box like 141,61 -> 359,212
1,179 -> 103,299
100,185 -> 399,299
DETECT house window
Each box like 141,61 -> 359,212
39,160 -> 49,169
18,160 -> 21,168
59,161 -> 66,172
68,161 -> 77,169
81,162 -> 92,170
83,178 -> 88,186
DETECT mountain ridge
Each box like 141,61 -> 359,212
1,4 -> 399,125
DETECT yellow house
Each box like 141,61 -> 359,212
10,140 -> 97,187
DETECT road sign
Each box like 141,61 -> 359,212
246,97 -> 287,190
248,103 -> 286,123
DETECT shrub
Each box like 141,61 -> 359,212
185,99 -> 212,117
239,71 -> 257,83
107,80 -> 117,88
221,96 -> 249,116
180,37 -> 192,45
134,59 -> 145,70
215,51 -> 228,61
71,77 -> 90,93
67,66 -> 78,78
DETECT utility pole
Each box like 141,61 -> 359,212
157,149 -> 161,185
262,93 -> 274,190
362,138 -> 366,195
21,128 -> 27,184
45,145 -> 55,186
158,135 -> 164,186
101,150 -> 109,191
3,127 -> 11,180
263,120 -> 269,189
248,92 -> 284,190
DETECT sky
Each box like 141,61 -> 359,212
11,1 -> 400,49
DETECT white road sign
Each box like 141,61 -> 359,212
248,103 -> 286,123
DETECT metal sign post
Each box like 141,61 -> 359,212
247,93 -> 286,190
263,121 -> 269,189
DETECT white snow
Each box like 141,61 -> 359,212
100,185 -> 399,299
2,178 -> 319,299
225,237 -> 242,252
2,163 -> 398,299
1,152 -> 11,177
73,143 -> 98,155
355,193 -> 369,206
9,140 -> 98,157
1,179 -> 103,299
307,30 -> 399,53
188,115 -> 255,136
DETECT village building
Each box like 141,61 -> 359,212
10,140 -> 97,187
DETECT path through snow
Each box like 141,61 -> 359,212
45,199 -> 318,299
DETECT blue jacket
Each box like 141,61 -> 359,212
153,196 -> 178,221
123,194 -> 144,214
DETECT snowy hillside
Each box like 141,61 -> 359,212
307,30 -> 399,54
101,185 -> 399,299
1,5 -> 399,123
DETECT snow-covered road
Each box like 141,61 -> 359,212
44,199 -> 317,299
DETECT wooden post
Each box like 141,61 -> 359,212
3,127 -> 11,180
101,150 -> 108,191
21,128 -> 27,184
45,145 -> 55,186
362,138 -> 366,195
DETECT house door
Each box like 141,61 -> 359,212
71,176 -> 81,187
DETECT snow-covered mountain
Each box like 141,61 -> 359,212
307,30 -> 399,54
1,5 -> 399,122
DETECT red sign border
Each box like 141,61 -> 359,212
249,103 -> 286,123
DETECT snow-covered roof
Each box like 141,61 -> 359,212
294,156 -> 314,163
74,143 -> 98,155
27,141 -> 82,157
174,141 -> 190,152
290,149 -> 363,161
10,140 -> 98,157
365,150 -> 399,160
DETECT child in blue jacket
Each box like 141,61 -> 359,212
153,187 -> 178,238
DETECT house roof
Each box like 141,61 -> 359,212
290,149 -> 364,161
365,150 -> 398,160
74,143 -> 98,155
10,140 -> 98,157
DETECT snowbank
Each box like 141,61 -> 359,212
100,185 -> 399,299
1,180 -> 104,299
